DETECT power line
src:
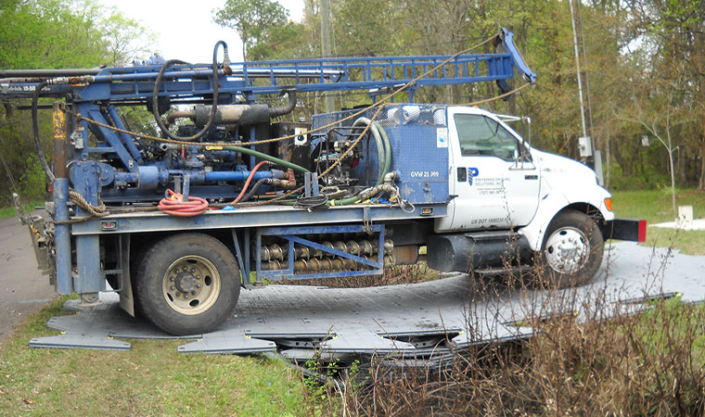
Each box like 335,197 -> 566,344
0,142 -> 19,193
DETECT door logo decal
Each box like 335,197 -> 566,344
468,167 -> 479,185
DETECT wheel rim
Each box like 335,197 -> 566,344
544,227 -> 590,275
162,255 -> 221,315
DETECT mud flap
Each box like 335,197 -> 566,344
118,234 -> 135,317
600,218 -> 647,242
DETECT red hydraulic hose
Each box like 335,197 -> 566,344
158,190 -> 209,216
158,161 -> 270,215
229,160 -> 269,205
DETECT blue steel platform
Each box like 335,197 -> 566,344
29,243 -> 705,357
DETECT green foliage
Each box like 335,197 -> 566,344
18,154 -> 48,201
0,0 -> 152,208
214,0 -> 289,61
0,0 -> 108,69
248,22 -> 306,61
230,0 -> 705,190
101,11 -> 156,66
608,161 -> 671,190
302,355 -> 343,416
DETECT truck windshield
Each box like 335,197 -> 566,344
454,114 -> 518,161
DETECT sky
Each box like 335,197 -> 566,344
98,0 -> 305,63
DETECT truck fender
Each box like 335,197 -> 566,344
518,178 -> 613,251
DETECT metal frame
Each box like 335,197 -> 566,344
70,204 -> 446,236
256,224 -> 385,281
5,52 -> 524,102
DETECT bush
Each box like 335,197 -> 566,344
302,292 -> 705,415
18,154 -> 48,202
609,162 -> 671,190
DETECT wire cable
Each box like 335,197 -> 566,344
294,194 -> 329,211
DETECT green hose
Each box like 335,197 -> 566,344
328,196 -> 360,206
224,146 -> 310,173
372,120 -> 392,181
353,118 -> 387,185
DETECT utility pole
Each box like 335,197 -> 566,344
320,0 -> 336,113
569,0 -> 588,141
568,0 -> 603,185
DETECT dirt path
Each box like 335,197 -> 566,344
0,212 -> 57,342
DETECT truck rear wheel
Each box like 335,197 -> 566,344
536,210 -> 603,288
134,233 -> 241,335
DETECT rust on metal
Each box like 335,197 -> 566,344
52,102 -> 68,179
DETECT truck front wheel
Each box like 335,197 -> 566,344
537,210 -> 603,288
134,233 -> 241,335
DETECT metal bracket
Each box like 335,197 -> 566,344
255,224 -> 385,281
304,172 -> 320,197
363,206 -> 372,234
231,229 -> 249,289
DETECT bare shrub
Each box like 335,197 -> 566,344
300,288 -> 705,416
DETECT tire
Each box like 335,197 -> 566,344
134,233 -> 241,335
536,210 -> 604,288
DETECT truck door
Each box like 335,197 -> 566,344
438,108 -> 540,231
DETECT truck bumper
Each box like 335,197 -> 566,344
600,218 -> 647,242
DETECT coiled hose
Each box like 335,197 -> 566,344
158,190 -> 209,216
351,118 -> 391,185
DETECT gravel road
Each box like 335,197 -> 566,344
0,212 -> 57,342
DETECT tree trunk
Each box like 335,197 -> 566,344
605,130 -> 611,189
700,116 -> 705,190
668,148 -> 677,219
699,139 -> 705,190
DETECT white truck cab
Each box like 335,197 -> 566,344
432,106 -> 623,286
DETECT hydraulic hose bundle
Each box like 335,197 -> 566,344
230,160 -> 269,205
321,117 -> 394,207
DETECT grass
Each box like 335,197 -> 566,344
611,188 -> 705,255
0,298 -> 308,416
0,200 -> 44,220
